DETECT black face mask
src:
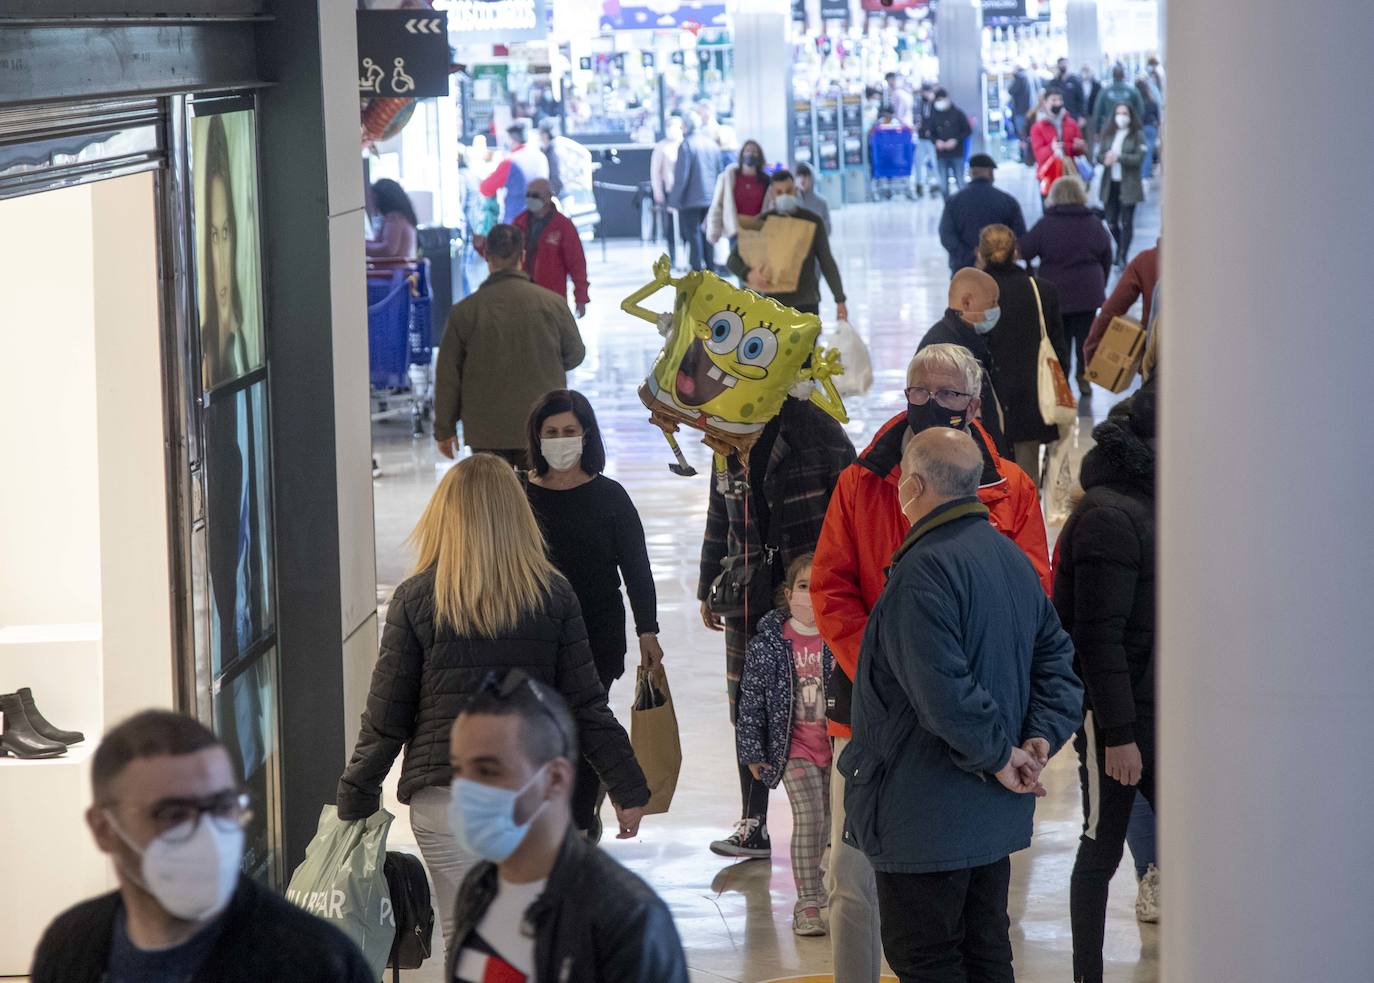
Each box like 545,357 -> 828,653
907,399 -> 968,435
741,153 -> 761,168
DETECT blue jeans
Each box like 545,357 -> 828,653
1125,791 -> 1157,878
1142,123 -> 1159,180
936,156 -> 965,199
915,138 -> 937,190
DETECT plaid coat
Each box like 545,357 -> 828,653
697,397 -> 855,718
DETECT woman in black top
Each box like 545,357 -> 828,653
524,389 -> 662,838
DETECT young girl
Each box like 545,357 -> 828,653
735,553 -> 835,937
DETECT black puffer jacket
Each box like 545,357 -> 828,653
447,828 -> 689,983
1052,380 -> 1156,747
337,571 -> 648,818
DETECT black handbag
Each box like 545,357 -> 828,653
706,475 -> 782,622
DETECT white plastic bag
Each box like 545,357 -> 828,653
822,319 -> 873,396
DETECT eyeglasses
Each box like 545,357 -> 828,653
477,670 -> 571,757
113,791 -> 254,844
904,385 -> 975,411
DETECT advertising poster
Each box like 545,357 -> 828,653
192,111 -> 264,391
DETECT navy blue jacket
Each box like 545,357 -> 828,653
736,608 -> 836,788
938,178 -> 1027,272
839,499 -> 1081,873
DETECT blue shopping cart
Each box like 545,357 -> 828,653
869,123 -> 915,200
367,259 -> 434,435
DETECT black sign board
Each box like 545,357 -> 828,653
820,0 -> 849,21
841,94 -> 864,167
791,0 -> 806,23
580,56 -> 593,70
671,51 -> 686,66
357,9 -> 450,99
642,51 -> 656,68
816,98 -> 841,171
791,99 -> 814,166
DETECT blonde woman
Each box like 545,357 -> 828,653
337,454 -> 649,954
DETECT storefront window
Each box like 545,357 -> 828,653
213,646 -> 283,883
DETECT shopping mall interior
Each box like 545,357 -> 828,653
1,1 -> 1370,982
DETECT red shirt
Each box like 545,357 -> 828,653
512,206 -> 589,305
733,170 -> 768,217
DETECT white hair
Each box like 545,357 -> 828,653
902,433 -> 983,499
907,343 -> 983,396
1047,175 -> 1088,206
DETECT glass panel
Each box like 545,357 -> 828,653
191,110 -> 265,390
213,648 -> 283,886
204,379 -> 274,676
0,122 -> 160,182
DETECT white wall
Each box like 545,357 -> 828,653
0,184 -> 102,628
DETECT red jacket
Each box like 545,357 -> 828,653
1030,114 -> 1085,195
514,205 -> 589,306
812,414 -> 1052,738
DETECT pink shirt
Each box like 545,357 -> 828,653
784,621 -> 832,768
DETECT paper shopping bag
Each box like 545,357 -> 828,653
286,806 -> 395,980
630,665 -> 682,815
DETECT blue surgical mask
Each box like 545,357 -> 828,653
447,765 -> 549,863
972,305 -> 1001,334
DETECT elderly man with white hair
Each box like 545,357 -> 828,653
840,426 -> 1082,981
811,342 -> 1051,983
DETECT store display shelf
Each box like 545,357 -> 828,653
0,741 -> 95,767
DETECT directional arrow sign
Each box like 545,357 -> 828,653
357,9 -> 450,98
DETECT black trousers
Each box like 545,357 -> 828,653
1062,311 -> 1096,383
572,658 -> 620,834
1102,181 -> 1136,263
1070,713 -> 1158,983
875,857 -> 1014,983
658,207 -> 678,266
679,205 -> 709,271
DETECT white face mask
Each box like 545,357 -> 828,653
1115,114 -> 1130,128
107,812 -> 244,922
898,472 -> 923,523
934,99 -> 951,112
773,193 -> 799,214
541,435 -> 583,471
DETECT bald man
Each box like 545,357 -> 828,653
513,177 -> 590,317
839,427 -> 1081,982
918,268 -> 1007,453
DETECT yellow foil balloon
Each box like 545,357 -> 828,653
622,255 -> 847,467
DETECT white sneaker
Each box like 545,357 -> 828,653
793,905 -> 826,937
1135,864 -> 1160,923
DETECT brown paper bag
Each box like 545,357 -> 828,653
758,215 -> 816,293
630,665 -> 682,815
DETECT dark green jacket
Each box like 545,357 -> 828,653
840,499 -> 1082,873
1096,129 -> 1147,205
1092,80 -> 1145,134
726,207 -> 845,311
434,268 -> 585,447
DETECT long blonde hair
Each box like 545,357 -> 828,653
408,454 -> 558,637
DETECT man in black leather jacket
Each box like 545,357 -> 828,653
445,675 -> 688,983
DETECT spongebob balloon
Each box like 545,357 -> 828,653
622,255 -> 847,473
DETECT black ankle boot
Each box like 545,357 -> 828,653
18,688 -> 84,745
0,693 -> 67,758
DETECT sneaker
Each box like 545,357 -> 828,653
1135,864 -> 1160,923
793,905 -> 826,937
709,818 -> 771,859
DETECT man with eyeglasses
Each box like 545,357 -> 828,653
31,710 -> 372,983
446,671 -> 688,983
811,342 -> 1050,983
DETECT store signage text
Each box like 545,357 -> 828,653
444,0 -> 548,42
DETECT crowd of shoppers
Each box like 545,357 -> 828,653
36,53 -> 1171,983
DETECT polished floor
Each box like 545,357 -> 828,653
371,164 -> 1160,982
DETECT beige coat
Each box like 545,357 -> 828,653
434,269 -> 586,449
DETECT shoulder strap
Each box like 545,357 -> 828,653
1028,276 -> 1048,343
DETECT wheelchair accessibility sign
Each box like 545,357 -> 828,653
356,9 -> 449,98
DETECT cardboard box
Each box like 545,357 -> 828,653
1086,316 -> 1146,393
737,215 -> 816,294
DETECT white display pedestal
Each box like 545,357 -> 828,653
0,625 -> 112,975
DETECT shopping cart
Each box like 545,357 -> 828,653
367,259 -> 433,436
869,123 -> 915,200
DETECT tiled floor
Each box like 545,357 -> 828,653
370,165 -> 1159,982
